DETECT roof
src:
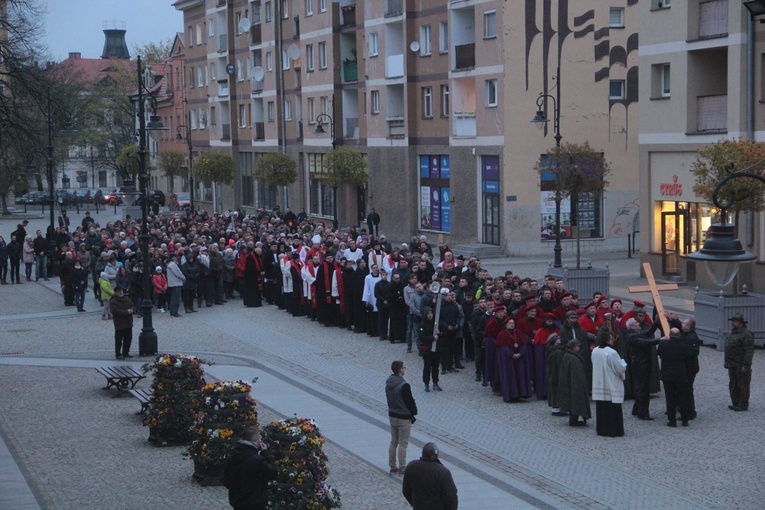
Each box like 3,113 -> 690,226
51,56 -> 136,90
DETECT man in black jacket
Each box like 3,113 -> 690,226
657,328 -> 692,427
438,292 -> 462,375
627,317 -> 661,420
386,360 -> 418,475
110,286 -> 134,359
224,428 -> 277,510
402,442 -> 458,510
32,230 -> 48,281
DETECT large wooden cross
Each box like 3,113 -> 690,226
628,262 -> 678,334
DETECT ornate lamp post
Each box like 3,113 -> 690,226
175,111 -> 195,211
687,160 -> 765,287
531,67 -> 563,268
135,55 -> 168,355
315,102 -> 337,230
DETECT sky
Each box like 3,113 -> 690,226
42,0 -> 183,61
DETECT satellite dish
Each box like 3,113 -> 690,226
226,64 -> 236,75
251,66 -> 265,81
238,18 -> 252,34
287,44 -> 300,61
410,41 -> 420,52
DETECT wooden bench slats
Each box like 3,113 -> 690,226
128,388 -> 152,414
96,365 -> 146,397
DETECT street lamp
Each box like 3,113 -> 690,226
176,111 -> 195,212
135,55 -> 168,356
315,103 -> 338,230
531,66 -> 563,268
687,161 -> 765,287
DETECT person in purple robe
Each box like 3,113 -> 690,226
495,318 -> 532,402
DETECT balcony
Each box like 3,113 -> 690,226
386,53 -> 404,78
698,0 -> 728,39
342,60 -> 358,83
254,122 -> 265,141
387,116 -> 405,139
453,112 -> 476,137
455,44 -> 475,70
345,117 -> 359,139
696,94 -> 727,132
218,33 -> 228,53
218,80 -> 229,97
386,0 -> 403,17
252,79 -> 263,94
221,123 -> 231,141
341,4 -> 356,26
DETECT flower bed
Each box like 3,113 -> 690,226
141,354 -> 208,446
188,380 -> 258,486
262,418 -> 341,509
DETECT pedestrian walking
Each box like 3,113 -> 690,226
724,313 -> 755,412
385,360 -> 418,475
110,286 -> 134,359
402,442 -> 458,510
592,329 -> 627,437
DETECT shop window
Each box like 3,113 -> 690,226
308,153 -> 334,217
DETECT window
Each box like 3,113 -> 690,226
237,59 -> 244,81
540,166 -> 603,239
371,90 -> 380,114
485,79 -> 497,107
662,64 -> 670,97
208,20 -> 214,37
190,110 -> 198,129
267,101 -> 275,122
282,50 -> 290,70
318,42 -> 327,69
196,23 -> 203,45
189,67 -> 195,88
199,108 -> 207,129
369,32 -> 378,56
282,0 -> 289,18
187,26 -> 193,46
484,10 -> 496,39
420,25 -> 432,56
319,0 -> 326,12
210,106 -> 217,125
305,0 -> 312,15
239,104 -> 247,127
210,63 -> 216,81
197,67 -> 204,86
308,97 -> 315,123
283,99 -> 292,120
265,1 -> 272,22
306,44 -> 314,71
422,87 -> 433,118
439,22 -> 448,53
267,51 -> 273,71
441,85 -> 449,116
609,80 -> 625,99
309,153 -> 334,217
609,7 -> 624,28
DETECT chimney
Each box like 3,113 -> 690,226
68,52 -> 81,60
101,28 -> 130,60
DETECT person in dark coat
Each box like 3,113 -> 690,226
680,318 -> 702,418
626,317 -> 661,420
59,251 -> 76,306
437,292 -> 461,374
243,246 -> 264,307
288,253 -> 305,317
181,253 -> 201,313
342,258 -> 356,329
315,253 -> 341,326
724,313 -> 755,412
558,340 -> 591,427
387,273 -> 407,343
223,428 -> 277,510
483,304 -> 506,388
366,207 -> 381,239
657,328 -> 692,427
418,307 -> 441,392
533,313 -> 559,399
375,270 -> 392,339
402,442 -> 458,510
69,258 -> 89,312
7,235 -> 22,284
547,334 -> 566,416
110,286 -> 134,359
559,310 -> 595,392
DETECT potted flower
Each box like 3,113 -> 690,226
187,380 -> 259,486
141,353 -> 209,446
261,418 -> 341,509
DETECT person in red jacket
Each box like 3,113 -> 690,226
578,301 -> 604,339
152,266 -> 168,313
483,304 -> 506,389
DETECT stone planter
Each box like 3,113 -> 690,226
548,264 -> 610,302
148,426 -> 194,447
192,458 -> 225,486
694,289 -> 765,351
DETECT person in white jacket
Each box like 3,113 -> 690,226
591,329 -> 628,437
280,253 -> 294,314
362,264 -> 382,337
166,253 -> 186,317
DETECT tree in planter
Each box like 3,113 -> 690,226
255,152 -> 297,209
691,138 -> 765,234
323,147 -> 368,230
535,141 -> 611,269
194,151 -> 235,209
158,149 -> 186,194
115,143 -> 141,184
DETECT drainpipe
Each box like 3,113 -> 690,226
276,0 -> 287,155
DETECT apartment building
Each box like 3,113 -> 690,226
172,0 -> 639,257
638,0 -> 765,290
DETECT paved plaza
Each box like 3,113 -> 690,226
0,209 -> 763,509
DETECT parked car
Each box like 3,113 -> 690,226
104,186 -> 138,205
175,193 -> 190,209
54,190 -> 76,206
20,191 -> 49,205
131,189 -> 166,207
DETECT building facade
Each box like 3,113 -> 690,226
171,0 -> 640,258
638,0 -> 765,291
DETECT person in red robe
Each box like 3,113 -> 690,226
533,313 -> 560,399
483,304 -> 507,389
578,301 -> 604,340
495,318 -> 532,401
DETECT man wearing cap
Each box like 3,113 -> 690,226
483,304 -> 507,388
560,309 -> 595,391
724,313 -> 755,411
553,291 -> 574,323
111,286 -> 135,359
579,301 -> 605,336
402,442 -> 458,510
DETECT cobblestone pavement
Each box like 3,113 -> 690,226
1,209 -> 764,509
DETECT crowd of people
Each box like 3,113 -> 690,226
1,206 -> 756,432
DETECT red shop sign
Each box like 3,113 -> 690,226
660,175 -> 683,196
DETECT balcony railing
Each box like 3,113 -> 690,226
218,80 -> 229,97
696,94 -> 727,132
342,61 -> 358,82
455,43 -> 475,70
221,123 -> 231,141
453,112 -> 477,137
218,33 -> 228,53
698,0 -> 728,39
386,54 -> 404,78
345,117 -> 359,139
254,122 -> 265,141
387,116 -> 405,139
386,0 -> 403,17
341,5 -> 356,26
252,79 -> 263,94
